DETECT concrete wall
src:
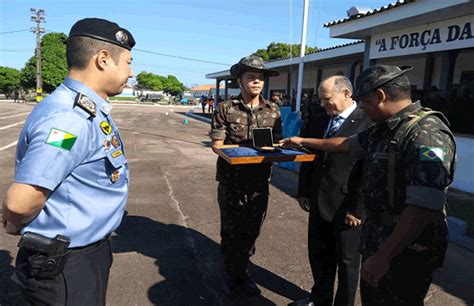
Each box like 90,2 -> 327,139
431,54 -> 444,89
452,136 -> 474,193
377,56 -> 426,89
321,65 -> 348,80
453,49 -> 474,84
268,72 -> 288,92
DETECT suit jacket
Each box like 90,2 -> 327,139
298,106 -> 372,223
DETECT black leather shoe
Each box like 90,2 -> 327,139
223,277 -> 241,297
241,274 -> 261,296
288,296 -> 315,306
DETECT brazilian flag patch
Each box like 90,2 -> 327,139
45,128 -> 77,151
420,146 -> 445,162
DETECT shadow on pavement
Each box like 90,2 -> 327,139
112,214 -> 308,305
270,165 -> 299,199
432,244 -> 474,305
201,141 -> 212,147
0,250 -> 23,305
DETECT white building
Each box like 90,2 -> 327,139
206,0 -> 474,193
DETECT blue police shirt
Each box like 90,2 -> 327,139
15,77 -> 129,248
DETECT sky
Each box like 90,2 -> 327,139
0,0 -> 390,88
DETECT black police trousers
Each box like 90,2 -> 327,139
217,182 -> 269,277
13,237 -> 113,306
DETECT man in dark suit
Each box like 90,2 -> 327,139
290,75 -> 372,306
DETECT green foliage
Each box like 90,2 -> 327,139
21,32 -> 68,92
136,71 -> 185,96
253,42 -> 318,61
0,66 -> 21,97
254,48 -> 270,61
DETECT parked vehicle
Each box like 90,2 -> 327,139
140,93 -> 163,102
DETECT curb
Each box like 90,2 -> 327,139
185,111 -> 211,124
447,216 -> 474,251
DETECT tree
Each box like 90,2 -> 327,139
136,72 -> 164,91
21,32 -> 68,92
136,71 -> 185,95
253,42 -> 318,61
164,75 -> 185,96
0,66 -> 21,98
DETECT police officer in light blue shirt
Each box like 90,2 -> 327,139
2,18 -> 135,305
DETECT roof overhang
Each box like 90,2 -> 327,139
205,69 -> 231,80
327,0 -> 474,39
206,42 -> 365,79
304,42 -> 364,63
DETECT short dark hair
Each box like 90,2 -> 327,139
66,36 -> 124,70
378,74 -> 411,101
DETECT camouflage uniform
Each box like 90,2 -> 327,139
347,101 -> 456,305
211,94 -> 282,279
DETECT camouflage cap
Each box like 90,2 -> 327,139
230,54 -> 279,78
353,65 -> 413,98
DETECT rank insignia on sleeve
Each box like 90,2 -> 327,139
75,93 -> 96,117
420,146 -> 445,162
100,121 -> 113,135
45,128 -> 77,151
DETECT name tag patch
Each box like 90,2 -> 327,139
111,150 -> 123,158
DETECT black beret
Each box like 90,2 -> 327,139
354,65 -> 413,98
68,18 -> 135,50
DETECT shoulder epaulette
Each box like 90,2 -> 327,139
74,93 -> 96,117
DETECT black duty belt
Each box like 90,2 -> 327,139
69,234 -> 111,253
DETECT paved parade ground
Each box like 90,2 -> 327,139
1,102 -> 473,306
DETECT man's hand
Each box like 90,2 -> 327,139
361,254 -> 390,287
211,140 -> 224,154
2,201 -> 22,235
279,137 -> 303,148
297,197 -> 310,212
345,212 -> 362,227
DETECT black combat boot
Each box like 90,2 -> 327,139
222,259 -> 242,297
240,270 -> 261,296
223,275 -> 241,297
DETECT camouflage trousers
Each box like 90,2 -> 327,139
217,182 -> 269,278
360,248 -> 440,306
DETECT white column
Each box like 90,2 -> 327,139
295,0 -> 309,116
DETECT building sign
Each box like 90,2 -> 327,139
370,14 -> 474,59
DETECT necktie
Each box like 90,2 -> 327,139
326,115 -> 344,138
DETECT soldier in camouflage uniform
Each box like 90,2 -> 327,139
210,55 -> 282,297
280,65 -> 456,305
